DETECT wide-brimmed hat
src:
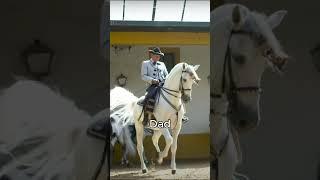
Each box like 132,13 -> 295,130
148,47 -> 164,56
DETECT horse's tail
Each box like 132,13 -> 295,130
110,86 -> 139,127
0,80 -> 90,179
118,125 -> 136,156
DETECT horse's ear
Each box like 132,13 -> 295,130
183,63 -> 186,70
267,10 -> 287,29
232,6 -> 241,23
232,6 -> 242,29
193,65 -> 200,71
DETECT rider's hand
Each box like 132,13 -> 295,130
152,79 -> 159,84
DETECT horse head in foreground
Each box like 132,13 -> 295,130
211,4 -> 288,180
110,62 -> 200,174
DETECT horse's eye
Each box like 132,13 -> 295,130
232,54 -> 246,64
256,34 -> 265,45
183,79 -> 187,82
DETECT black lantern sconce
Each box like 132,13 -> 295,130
116,73 -> 127,87
21,39 -> 55,80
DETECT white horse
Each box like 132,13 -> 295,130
110,62 -> 200,174
0,80 -> 108,180
211,4 -> 289,180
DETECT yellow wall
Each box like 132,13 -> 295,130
110,32 -> 209,45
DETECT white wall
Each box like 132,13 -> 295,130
0,0 -> 107,114
110,45 -> 210,134
222,1 -> 320,179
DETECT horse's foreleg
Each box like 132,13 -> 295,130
158,129 -> 172,164
217,132 -> 238,180
170,122 -> 182,174
135,122 -> 147,173
152,130 -> 162,154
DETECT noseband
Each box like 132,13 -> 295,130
161,69 -> 192,99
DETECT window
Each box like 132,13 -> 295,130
154,0 -> 185,21
110,0 -> 209,22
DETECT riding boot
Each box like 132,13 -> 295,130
143,113 -> 148,126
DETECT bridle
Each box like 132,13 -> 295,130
212,30 -> 263,113
211,30 -> 263,180
162,70 -> 192,97
160,68 -> 194,110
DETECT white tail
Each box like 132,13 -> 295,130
110,86 -> 139,127
118,125 -> 136,156
110,86 -> 140,158
0,80 -> 90,179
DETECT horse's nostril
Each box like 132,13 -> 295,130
111,132 -> 117,138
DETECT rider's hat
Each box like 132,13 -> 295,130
148,47 -> 164,56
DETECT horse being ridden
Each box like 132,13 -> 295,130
110,62 -> 200,174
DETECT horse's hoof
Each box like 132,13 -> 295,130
142,169 -> 147,174
157,158 -> 163,164
172,170 -> 176,174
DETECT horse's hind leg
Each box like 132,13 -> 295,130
135,122 -> 147,173
152,130 -> 162,157
158,129 -> 172,164
121,144 -> 129,167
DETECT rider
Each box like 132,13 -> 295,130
138,47 -> 189,125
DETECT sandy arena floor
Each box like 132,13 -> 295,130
111,159 -> 209,180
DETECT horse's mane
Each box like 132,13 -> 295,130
165,62 -> 184,83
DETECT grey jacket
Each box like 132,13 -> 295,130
141,59 -> 168,84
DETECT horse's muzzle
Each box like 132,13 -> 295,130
182,94 -> 191,103
229,101 -> 260,132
